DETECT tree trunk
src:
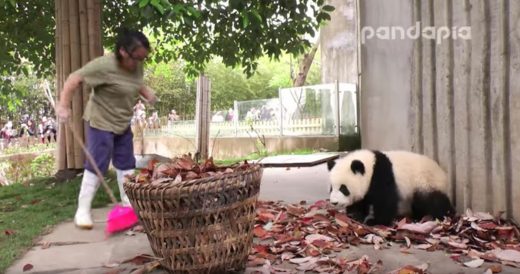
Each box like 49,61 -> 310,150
292,40 -> 320,87
55,0 -> 102,174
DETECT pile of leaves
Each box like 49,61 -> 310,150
130,154 -> 253,185
247,200 -> 520,273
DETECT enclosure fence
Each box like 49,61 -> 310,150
135,82 -> 358,138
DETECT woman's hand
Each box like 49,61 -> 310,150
56,104 -> 71,122
139,86 -> 158,106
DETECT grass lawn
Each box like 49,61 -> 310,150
0,172 -> 119,273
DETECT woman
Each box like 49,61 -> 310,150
56,29 -> 157,229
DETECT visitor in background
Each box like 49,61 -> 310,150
168,109 -> 179,126
0,121 -> 13,144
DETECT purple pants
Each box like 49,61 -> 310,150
84,123 -> 135,174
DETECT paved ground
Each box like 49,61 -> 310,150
6,158 -> 519,274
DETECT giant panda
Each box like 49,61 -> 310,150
327,149 -> 455,226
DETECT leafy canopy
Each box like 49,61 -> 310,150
1,0 -> 334,78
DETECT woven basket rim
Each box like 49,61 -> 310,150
124,163 -> 262,189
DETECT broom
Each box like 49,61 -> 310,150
65,121 -> 139,235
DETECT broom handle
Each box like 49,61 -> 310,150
66,121 -> 118,204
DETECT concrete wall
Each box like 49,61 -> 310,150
359,0 -> 520,222
358,0 -> 415,150
134,136 -> 339,160
320,0 -> 358,84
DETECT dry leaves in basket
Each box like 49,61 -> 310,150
130,154 -> 252,185
248,200 -> 520,273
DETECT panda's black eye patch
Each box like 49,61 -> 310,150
339,185 -> 350,196
351,160 -> 365,175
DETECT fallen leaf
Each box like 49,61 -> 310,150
414,244 -> 432,250
463,259 -> 484,268
172,174 -> 182,184
40,242 -> 51,249
295,257 -> 319,271
391,265 -> 426,274
400,248 -> 413,254
281,252 -> 295,261
398,221 -> 438,234
253,226 -> 268,238
489,264 -> 503,273
305,234 -> 334,244
492,249 -> 520,263
404,236 -> 411,248
4,229 -> 16,235
479,222 -> 498,230
185,171 -> 199,180
471,222 -> 487,232
150,177 -> 173,186
289,256 -> 314,264
132,225 -> 145,233
122,254 -> 154,265
103,262 -> 120,268
23,264 -> 33,272
247,257 -> 266,267
474,212 -> 495,220
335,213 -> 350,227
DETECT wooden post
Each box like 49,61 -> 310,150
69,0 -> 84,168
278,88 -> 284,136
233,100 -> 238,137
195,74 -> 211,161
335,80 -> 341,137
55,0 -> 102,174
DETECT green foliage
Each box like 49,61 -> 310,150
144,61 -> 197,117
30,153 -> 55,178
0,0 -> 334,79
0,74 -> 53,123
143,50 -> 322,118
0,151 -> 55,184
0,0 -> 55,78
0,156 -> 32,185
205,52 -> 322,112
139,0 -> 334,77
0,143 -> 55,156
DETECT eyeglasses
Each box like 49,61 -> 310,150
125,46 -> 150,62
128,52 -> 148,62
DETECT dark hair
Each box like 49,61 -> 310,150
114,28 -> 150,61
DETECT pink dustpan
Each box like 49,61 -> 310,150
105,204 -> 139,235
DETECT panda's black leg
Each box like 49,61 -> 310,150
369,196 -> 399,226
412,191 -> 455,221
346,199 -> 369,223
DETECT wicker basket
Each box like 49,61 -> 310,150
123,165 -> 263,274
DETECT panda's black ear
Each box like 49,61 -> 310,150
327,160 -> 336,171
351,160 -> 365,175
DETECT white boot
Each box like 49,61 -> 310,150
74,170 -> 100,229
116,169 -> 134,207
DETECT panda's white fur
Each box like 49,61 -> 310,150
328,149 -> 453,225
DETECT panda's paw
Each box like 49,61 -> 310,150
364,217 -> 377,226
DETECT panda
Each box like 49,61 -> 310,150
327,149 -> 455,226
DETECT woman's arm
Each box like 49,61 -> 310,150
139,86 -> 158,105
56,74 -> 84,120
